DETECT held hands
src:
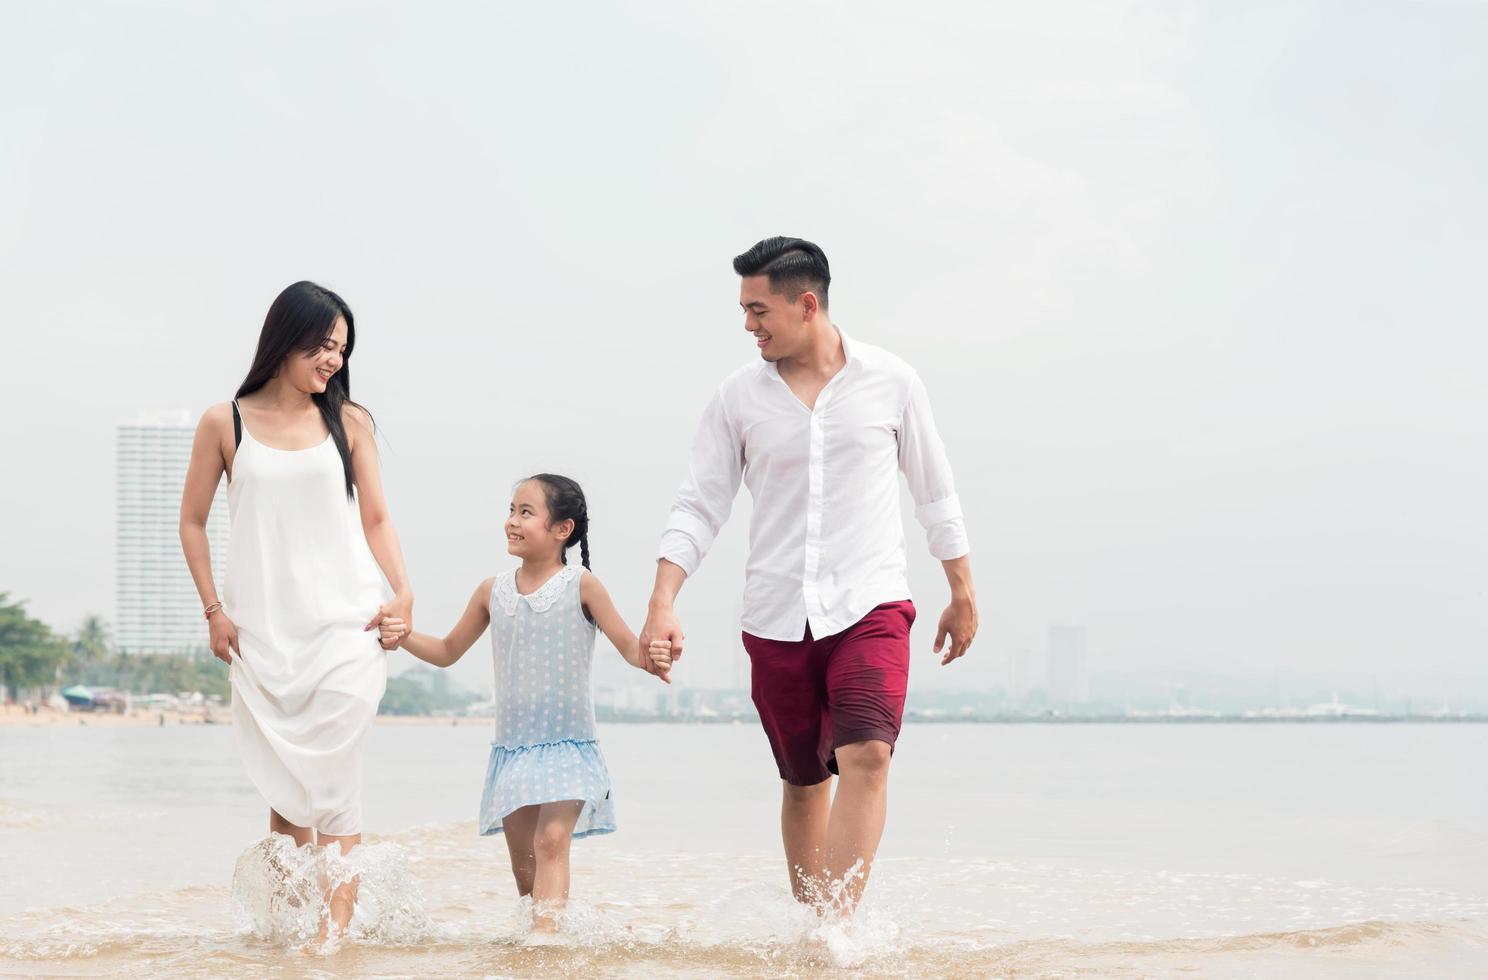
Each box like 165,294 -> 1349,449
639,604 -> 684,661
367,592 -> 414,651
934,593 -> 979,666
638,603 -> 684,683
646,639 -> 674,684
208,609 -> 240,665
378,617 -> 410,651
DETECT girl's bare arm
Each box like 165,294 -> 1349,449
580,572 -> 671,682
392,578 -> 494,668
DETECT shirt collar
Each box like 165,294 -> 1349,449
758,323 -> 856,381
837,325 -> 859,365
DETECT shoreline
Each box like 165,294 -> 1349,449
0,704 -> 503,728
3,704 -> 1484,728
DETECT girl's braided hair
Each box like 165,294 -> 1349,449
525,473 -> 590,570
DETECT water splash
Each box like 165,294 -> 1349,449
229,834 -> 432,947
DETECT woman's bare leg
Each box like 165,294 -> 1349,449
529,801 -> 583,932
501,805 -> 540,897
318,832 -> 362,938
269,808 -> 314,846
268,809 -> 353,948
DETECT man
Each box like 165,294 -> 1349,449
639,236 -> 978,916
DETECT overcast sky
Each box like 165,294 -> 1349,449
2,1 -> 1484,693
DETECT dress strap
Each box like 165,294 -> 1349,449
231,400 -> 242,449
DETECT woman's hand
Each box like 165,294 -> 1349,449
208,609 -> 240,665
379,617 -> 409,651
366,591 -> 413,650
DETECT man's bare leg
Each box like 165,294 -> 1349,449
822,740 -> 892,917
781,778 -> 832,903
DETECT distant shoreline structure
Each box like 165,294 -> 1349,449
4,705 -> 1483,729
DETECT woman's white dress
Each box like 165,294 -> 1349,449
224,409 -> 387,836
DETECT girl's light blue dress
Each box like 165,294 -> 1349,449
479,564 -> 616,839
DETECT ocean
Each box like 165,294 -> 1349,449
1,721 -> 1484,976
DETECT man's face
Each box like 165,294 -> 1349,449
739,275 -> 810,362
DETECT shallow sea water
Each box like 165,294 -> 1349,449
1,722 -> 1484,976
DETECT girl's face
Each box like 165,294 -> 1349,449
506,481 -> 573,563
280,316 -> 348,394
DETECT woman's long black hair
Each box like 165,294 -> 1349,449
236,281 -> 370,499
527,474 -> 591,569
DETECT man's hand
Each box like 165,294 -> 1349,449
646,639 -> 674,683
638,559 -> 688,680
934,594 -> 978,666
639,602 -> 685,666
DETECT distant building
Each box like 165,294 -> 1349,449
115,411 -> 227,654
398,663 -> 454,697
1006,646 -> 1036,701
1046,625 -> 1088,703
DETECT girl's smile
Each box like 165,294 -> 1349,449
504,481 -> 571,559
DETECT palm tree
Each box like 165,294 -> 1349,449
69,615 -> 111,679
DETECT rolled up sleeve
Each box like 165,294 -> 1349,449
658,392 -> 744,575
899,372 -> 970,560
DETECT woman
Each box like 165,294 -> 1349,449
179,280 -> 412,941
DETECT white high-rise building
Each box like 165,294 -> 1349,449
1046,625 -> 1089,704
115,411 -> 228,654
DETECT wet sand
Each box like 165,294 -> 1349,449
0,704 -> 487,727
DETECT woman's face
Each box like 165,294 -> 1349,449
281,316 -> 348,394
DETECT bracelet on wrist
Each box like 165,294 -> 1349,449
203,602 -> 223,619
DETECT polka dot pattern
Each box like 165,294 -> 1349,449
478,566 -> 616,839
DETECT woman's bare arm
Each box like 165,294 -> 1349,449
345,404 -> 414,640
178,404 -> 238,662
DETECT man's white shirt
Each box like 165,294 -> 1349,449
658,328 -> 970,642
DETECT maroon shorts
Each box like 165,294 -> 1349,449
742,601 -> 916,786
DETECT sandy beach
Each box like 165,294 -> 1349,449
0,703 -> 488,728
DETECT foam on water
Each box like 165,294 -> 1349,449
229,834 -> 433,947
4,821 -> 1487,976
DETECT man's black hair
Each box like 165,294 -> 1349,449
733,236 -> 830,310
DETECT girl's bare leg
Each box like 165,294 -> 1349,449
529,801 -> 583,932
501,805 -> 540,897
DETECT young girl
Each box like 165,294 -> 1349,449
377,473 -> 671,934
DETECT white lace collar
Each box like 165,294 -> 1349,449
493,565 -> 580,616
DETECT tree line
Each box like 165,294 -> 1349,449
2,593 -> 477,714
0,593 -> 228,703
